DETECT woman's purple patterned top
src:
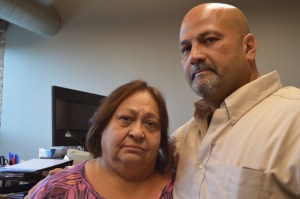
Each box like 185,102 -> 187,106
31,161 -> 175,199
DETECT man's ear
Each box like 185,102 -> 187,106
243,33 -> 256,59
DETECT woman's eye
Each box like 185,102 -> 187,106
119,115 -> 133,123
145,120 -> 160,131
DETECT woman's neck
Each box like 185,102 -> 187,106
85,158 -> 171,199
100,157 -> 156,182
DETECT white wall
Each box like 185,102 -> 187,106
238,1 -> 300,86
1,0 -> 300,160
0,1 -> 199,160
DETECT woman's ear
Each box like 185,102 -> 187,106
243,33 -> 256,59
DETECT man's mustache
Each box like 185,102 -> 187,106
189,63 -> 218,80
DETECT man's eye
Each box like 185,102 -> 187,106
205,37 -> 218,44
181,46 -> 191,55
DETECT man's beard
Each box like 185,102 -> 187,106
189,63 -> 221,98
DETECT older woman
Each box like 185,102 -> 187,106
30,80 -> 175,199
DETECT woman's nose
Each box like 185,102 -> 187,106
128,123 -> 145,142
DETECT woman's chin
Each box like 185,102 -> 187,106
119,154 -> 145,164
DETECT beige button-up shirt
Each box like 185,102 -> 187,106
173,71 -> 300,199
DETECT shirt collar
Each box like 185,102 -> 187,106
194,71 -> 283,125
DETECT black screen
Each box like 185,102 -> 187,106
52,86 -> 105,149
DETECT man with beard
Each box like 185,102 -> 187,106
173,3 -> 300,199
25,2 -> 300,199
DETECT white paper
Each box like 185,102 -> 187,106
0,158 -> 72,172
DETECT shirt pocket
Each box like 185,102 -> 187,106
207,165 -> 271,199
226,167 -> 271,199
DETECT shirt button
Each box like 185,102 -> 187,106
232,116 -> 236,121
198,164 -> 204,169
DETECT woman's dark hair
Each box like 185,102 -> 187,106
86,80 -> 174,172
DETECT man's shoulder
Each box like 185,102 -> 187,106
171,117 -> 198,164
274,86 -> 300,100
172,118 -> 196,135
171,117 -> 199,146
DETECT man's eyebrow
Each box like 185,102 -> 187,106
179,39 -> 189,47
179,30 -> 223,47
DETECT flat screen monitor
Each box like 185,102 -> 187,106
52,86 -> 105,149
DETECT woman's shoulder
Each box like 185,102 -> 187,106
159,168 -> 176,198
32,161 -> 90,198
166,168 -> 176,190
47,161 -> 85,180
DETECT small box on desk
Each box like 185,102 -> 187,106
39,146 -> 81,159
39,146 -> 67,159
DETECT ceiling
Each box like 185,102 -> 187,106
45,0 -> 277,23
2,0 -> 286,37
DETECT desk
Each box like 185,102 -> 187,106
0,159 -> 73,196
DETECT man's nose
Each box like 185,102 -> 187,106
189,43 -> 206,65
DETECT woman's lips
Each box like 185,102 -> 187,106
123,145 -> 146,153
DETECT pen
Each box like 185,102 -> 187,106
8,152 -> 12,165
8,152 -> 19,165
11,156 -> 15,165
15,154 -> 20,164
